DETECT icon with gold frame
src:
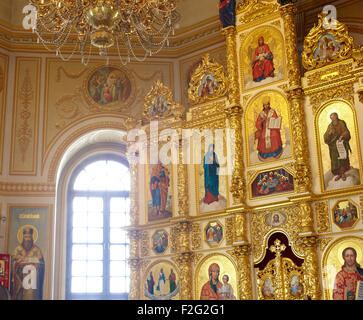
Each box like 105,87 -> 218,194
244,90 -> 292,166
145,162 -> 174,222
204,220 -> 224,247
188,54 -> 227,105
144,260 -> 180,300
249,166 -> 294,199
194,137 -> 229,214
152,229 -> 169,254
195,253 -> 238,300
332,199 -> 359,230
240,26 -> 286,92
322,236 -> 363,300
314,99 -> 362,192
302,13 -> 354,71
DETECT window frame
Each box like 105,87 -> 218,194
65,153 -> 130,300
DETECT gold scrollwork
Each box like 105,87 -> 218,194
187,54 -> 227,105
191,222 -> 202,250
251,206 -> 303,263
237,0 -> 279,24
306,62 -> 352,87
225,217 -> 234,245
318,237 -> 333,253
143,80 -> 185,121
308,83 -> 354,106
140,230 -> 149,257
302,13 -> 354,71
227,245 -> 253,299
315,201 -> 331,233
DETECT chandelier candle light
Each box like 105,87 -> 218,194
23,0 -> 179,65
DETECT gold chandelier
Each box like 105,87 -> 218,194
25,0 -> 179,65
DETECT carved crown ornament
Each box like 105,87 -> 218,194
302,12 -> 354,71
187,53 -> 227,105
143,80 -> 185,122
237,0 -> 279,24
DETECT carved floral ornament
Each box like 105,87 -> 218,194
143,80 -> 185,122
302,12 -> 354,71
237,0 -> 279,24
187,54 -> 227,105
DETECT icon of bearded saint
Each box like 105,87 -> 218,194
11,227 -> 45,300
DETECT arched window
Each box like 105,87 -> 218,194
65,154 -> 130,300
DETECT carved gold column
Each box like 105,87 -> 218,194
280,3 -> 321,300
229,245 -> 252,300
221,26 -> 246,205
177,137 -> 189,217
175,221 -> 193,299
222,25 -> 252,300
175,252 -> 193,300
175,134 -> 193,299
297,236 -> 322,300
128,230 -> 141,300
280,4 -> 312,193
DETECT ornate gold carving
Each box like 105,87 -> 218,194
177,221 -> 191,252
318,237 -> 333,252
315,201 -> 331,233
270,19 -> 281,29
299,201 -> 314,234
296,235 -> 322,300
280,4 -> 301,87
225,217 -> 234,245
234,212 -> 248,243
239,32 -> 248,46
308,83 -> 354,105
128,230 -> 140,258
128,258 -> 141,300
237,0 -> 279,24
228,245 -> 253,299
286,88 -> 312,193
170,226 -> 179,253
175,252 -> 193,300
360,196 -> 363,222
242,94 -> 252,106
352,45 -> 363,67
186,101 -> 226,126
140,258 -> 151,273
306,63 -> 352,87
221,26 -> 246,205
178,139 -> 189,218
187,54 -> 227,105
140,230 -> 149,257
269,239 -> 286,300
226,106 -> 246,204
256,241 -> 305,300
17,69 -> 33,163
192,253 -> 204,266
143,80 -> 185,121
302,13 -> 354,71
221,27 -> 240,106
191,222 -> 202,250
251,206 -> 304,262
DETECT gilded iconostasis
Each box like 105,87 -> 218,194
0,0 -> 363,301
